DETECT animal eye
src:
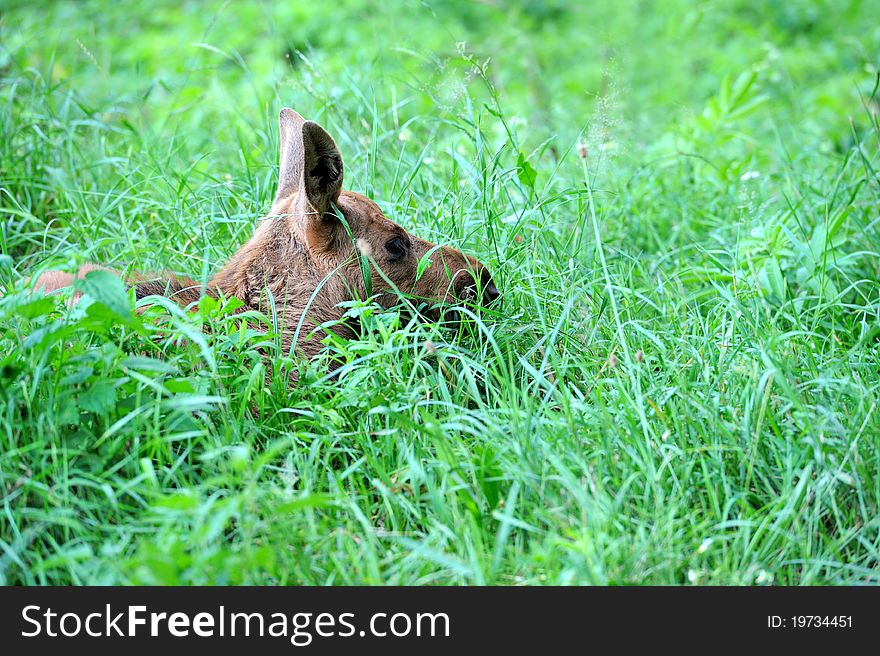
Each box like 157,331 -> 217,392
385,237 -> 409,260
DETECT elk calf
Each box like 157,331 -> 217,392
32,108 -> 500,359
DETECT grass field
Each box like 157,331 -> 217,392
1,0 -> 878,585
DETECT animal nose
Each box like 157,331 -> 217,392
483,281 -> 500,305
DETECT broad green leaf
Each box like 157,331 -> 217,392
517,152 -> 537,191
12,296 -> 55,319
78,380 -> 117,414
74,270 -> 131,320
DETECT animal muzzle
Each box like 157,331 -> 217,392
455,271 -> 501,307
482,280 -> 501,305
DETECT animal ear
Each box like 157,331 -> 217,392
274,107 -> 343,218
301,120 -> 343,217
276,107 -> 308,201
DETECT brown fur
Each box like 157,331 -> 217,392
30,107 -> 500,360
131,275 -> 209,308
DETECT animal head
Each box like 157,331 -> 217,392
259,108 -> 499,316
202,107 -> 503,358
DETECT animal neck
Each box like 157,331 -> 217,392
209,215 -> 307,304
207,199 -> 363,357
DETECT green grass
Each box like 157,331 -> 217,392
1,0 -> 878,585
